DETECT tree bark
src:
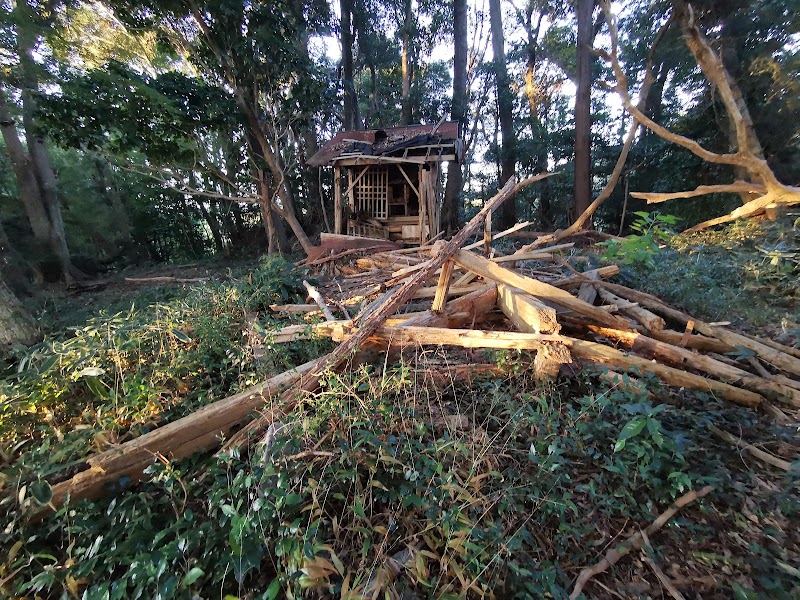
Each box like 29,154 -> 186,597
522,6 -> 552,229
18,26 -> 75,282
400,0 -> 414,126
441,0 -> 468,234
489,0 -> 517,228
0,85 -> 51,245
340,0 -> 358,130
573,0 -> 594,228
0,275 -> 40,348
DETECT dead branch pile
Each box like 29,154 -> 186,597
33,176 -> 800,517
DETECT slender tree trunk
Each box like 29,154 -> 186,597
0,275 -> 40,347
573,0 -> 594,228
522,8 -> 552,229
400,0 -> 414,126
442,0 -> 468,234
195,199 -> 224,253
489,0 -> 517,228
93,157 -> 133,244
340,0 -> 358,130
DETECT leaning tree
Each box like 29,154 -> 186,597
603,0 -> 800,232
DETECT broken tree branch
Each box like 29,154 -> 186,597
569,485 -> 715,599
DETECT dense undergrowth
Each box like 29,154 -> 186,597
0,234 -> 798,598
611,212 -> 800,329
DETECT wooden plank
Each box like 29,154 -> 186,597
431,259 -> 455,313
577,270 -> 599,305
451,249 -> 631,330
497,284 -> 560,334
402,284 -> 497,328
398,164 -> 420,198
319,233 -> 402,251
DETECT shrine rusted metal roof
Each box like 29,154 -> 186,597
307,122 -> 462,167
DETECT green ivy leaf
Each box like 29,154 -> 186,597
29,480 -> 53,506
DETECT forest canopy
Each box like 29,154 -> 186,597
0,0 -> 797,287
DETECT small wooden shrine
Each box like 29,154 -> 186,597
307,122 -> 463,245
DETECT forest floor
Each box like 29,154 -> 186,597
1,217 -> 798,599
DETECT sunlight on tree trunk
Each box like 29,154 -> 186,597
490,0 -> 517,229
573,0 -> 594,229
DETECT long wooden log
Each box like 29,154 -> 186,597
597,287 -> 665,331
583,324 -> 799,406
451,249 -> 631,330
646,328 -> 734,354
317,324 -> 762,407
597,282 -> 800,377
552,265 -> 620,290
38,357 -> 324,515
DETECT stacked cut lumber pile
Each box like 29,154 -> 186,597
35,177 -> 799,517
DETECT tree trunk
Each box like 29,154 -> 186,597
0,85 -> 51,244
522,7 -> 552,230
340,0 -> 358,130
400,0 -> 413,126
195,199 -> 224,253
18,27 -> 75,282
441,0 -> 468,234
93,157 -> 133,244
0,275 -> 40,348
573,0 -> 594,229
489,0 -> 517,228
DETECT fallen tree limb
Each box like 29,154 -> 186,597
312,323 -> 762,407
708,425 -> 793,471
303,280 -> 336,321
598,287 -> 665,331
35,357 -> 324,516
581,324 -> 799,406
593,282 -> 800,377
569,485 -> 715,599
124,276 -> 207,284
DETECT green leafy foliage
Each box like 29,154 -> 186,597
599,211 -> 679,268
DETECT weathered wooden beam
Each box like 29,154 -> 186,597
322,324 -> 762,408
38,357 -> 324,515
497,284 -> 560,334
431,259 -> 455,313
598,282 -> 800,377
551,265 -> 620,290
451,249 -> 630,330
582,324 -> 799,406
334,166 -> 342,234
597,287 -> 665,331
